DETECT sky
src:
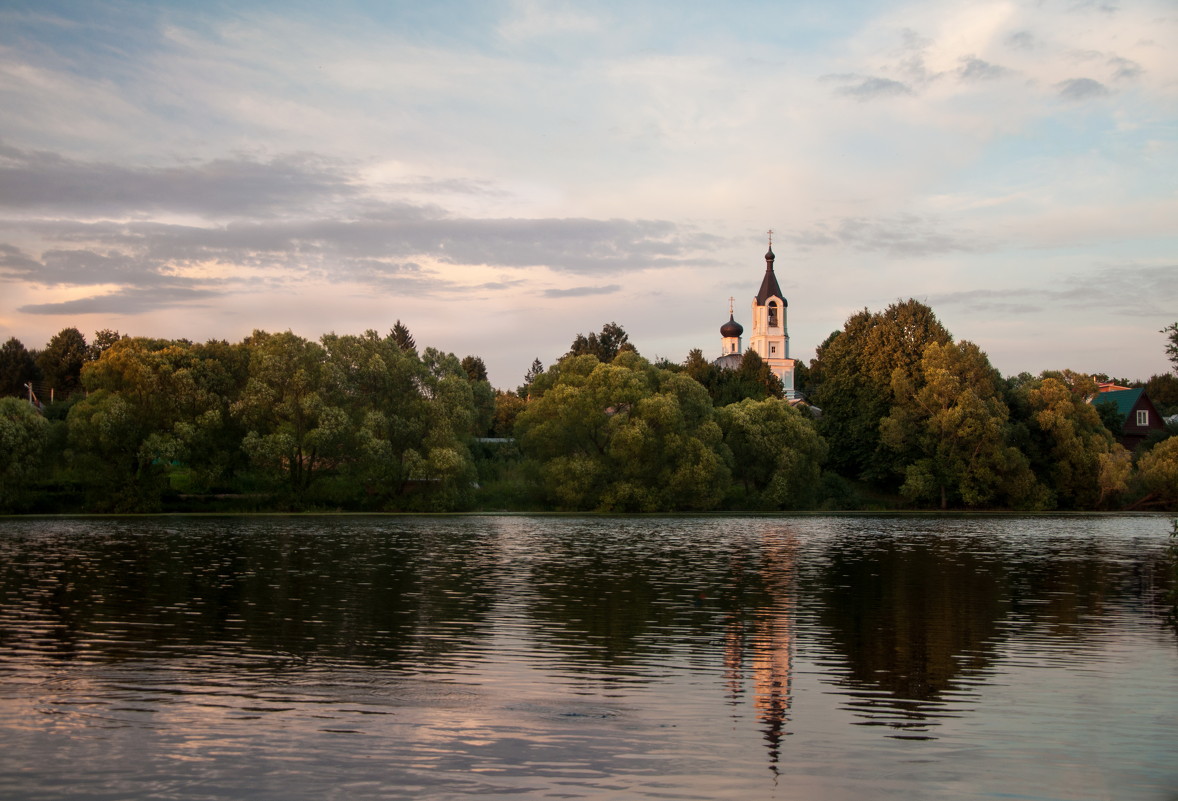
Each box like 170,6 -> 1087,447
1,0 -> 1175,388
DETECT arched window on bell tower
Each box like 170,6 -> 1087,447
767,300 -> 778,328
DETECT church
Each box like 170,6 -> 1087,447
715,235 -> 799,400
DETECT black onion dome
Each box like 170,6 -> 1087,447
720,314 -> 744,338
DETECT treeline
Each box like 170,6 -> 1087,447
1,304 -> 1176,513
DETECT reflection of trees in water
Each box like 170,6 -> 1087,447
0,518 -> 502,667
524,523 -> 800,772
814,526 -> 1168,738
817,534 -> 1007,737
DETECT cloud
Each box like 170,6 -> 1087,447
542,284 -> 620,298
18,286 -> 223,315
826,75 -> 913,100
1055,77 -> 1110,100
1108,56 -> 1142,80
931,263 -> 1178,317
957,57 -> 1012,82
1005,31 -> 1036,51
0,142 -> 358,218
788,215 -> 987,258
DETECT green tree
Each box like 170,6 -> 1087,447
0,337 -> 37,397
515,352 -> 729,511
718,396 -> 827,509
811,300 -> 952,486
68,337 -> 246,507
460,355 -> 495,435
517,358 -> 545,398
1007,373 -> 1129,509
1163,322 -> 1178,373
1133,437 -> 1178,510
89,328 -> 125,361
880,340 -> 1044,509
233,330 -> 353,501
320,331 -> 478,509
566,322 -> 636,362
391,320 -> 417,355
682,347 -> 783,406
0,396 -> 48,511
1145,373 -> 1178,416
37,327 -> 89,396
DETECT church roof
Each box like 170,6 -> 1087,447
754,245 -> 787,306
720,314 -> 744,338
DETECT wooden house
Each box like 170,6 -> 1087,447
1091,388 -> 1166,450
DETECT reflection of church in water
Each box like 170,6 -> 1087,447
715,233 -> 800,401
722,530 -> 797,774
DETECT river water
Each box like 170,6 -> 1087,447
0,514 -> 1175,800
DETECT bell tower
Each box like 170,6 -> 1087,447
748,231 -> 797,399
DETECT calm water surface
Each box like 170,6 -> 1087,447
0,515 -> 1175,800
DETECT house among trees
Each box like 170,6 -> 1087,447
1092,386 -> 1166,450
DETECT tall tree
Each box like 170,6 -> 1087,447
566,322 -> 636,362
517,357 -> 545,398
515,352 -> 729,511
1007,373 -> 1129,509
0,337 -> 37,397
391,320 -> 417,355
880,340 -> 1045,509
811,300 -> 952,486
718,396 -> 826,509
1163,322 -> 1178,373
233,330 -> 353,501
89,329 -> 125,361
37,327 -> 89,395
0,396 -> 48,511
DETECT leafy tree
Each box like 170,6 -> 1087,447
566,322 -> 636,362
68,337 -> 247,506
89,329 -> 125,361
517,357 -> 544,398
811,300 -> 951,486
461,355 -> 489,383
515,352 -> 729,511
0,337 -> 37,397
67,389 -> 174,511
0,396 -> 48,511
1006,373 -> 1128,509
1133,437 -> 1178,510
492,390 -> 527,437
880,340 -> 1044,509
1146,373 -> 1178,416
718,396 -> 827,509
233,330 -> 353,501
37,327 -> 89,395
320,331 -> 478,509
683,347 -> 783,406
1163,322 -> 1178,373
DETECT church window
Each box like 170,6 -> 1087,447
767,300 -> 778,327
770,344 -> 776,354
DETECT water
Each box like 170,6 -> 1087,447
0,514 -> 1175,800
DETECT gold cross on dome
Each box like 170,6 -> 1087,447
728,296 -> 735,315
767,228 -> 774,247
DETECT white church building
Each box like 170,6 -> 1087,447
716,236 -> 799,400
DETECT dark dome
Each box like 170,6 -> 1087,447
720,314 -> 744,338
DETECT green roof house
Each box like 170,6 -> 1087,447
1092,388 -> 1165,450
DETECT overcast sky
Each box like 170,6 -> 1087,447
1,0 -> 1175,387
